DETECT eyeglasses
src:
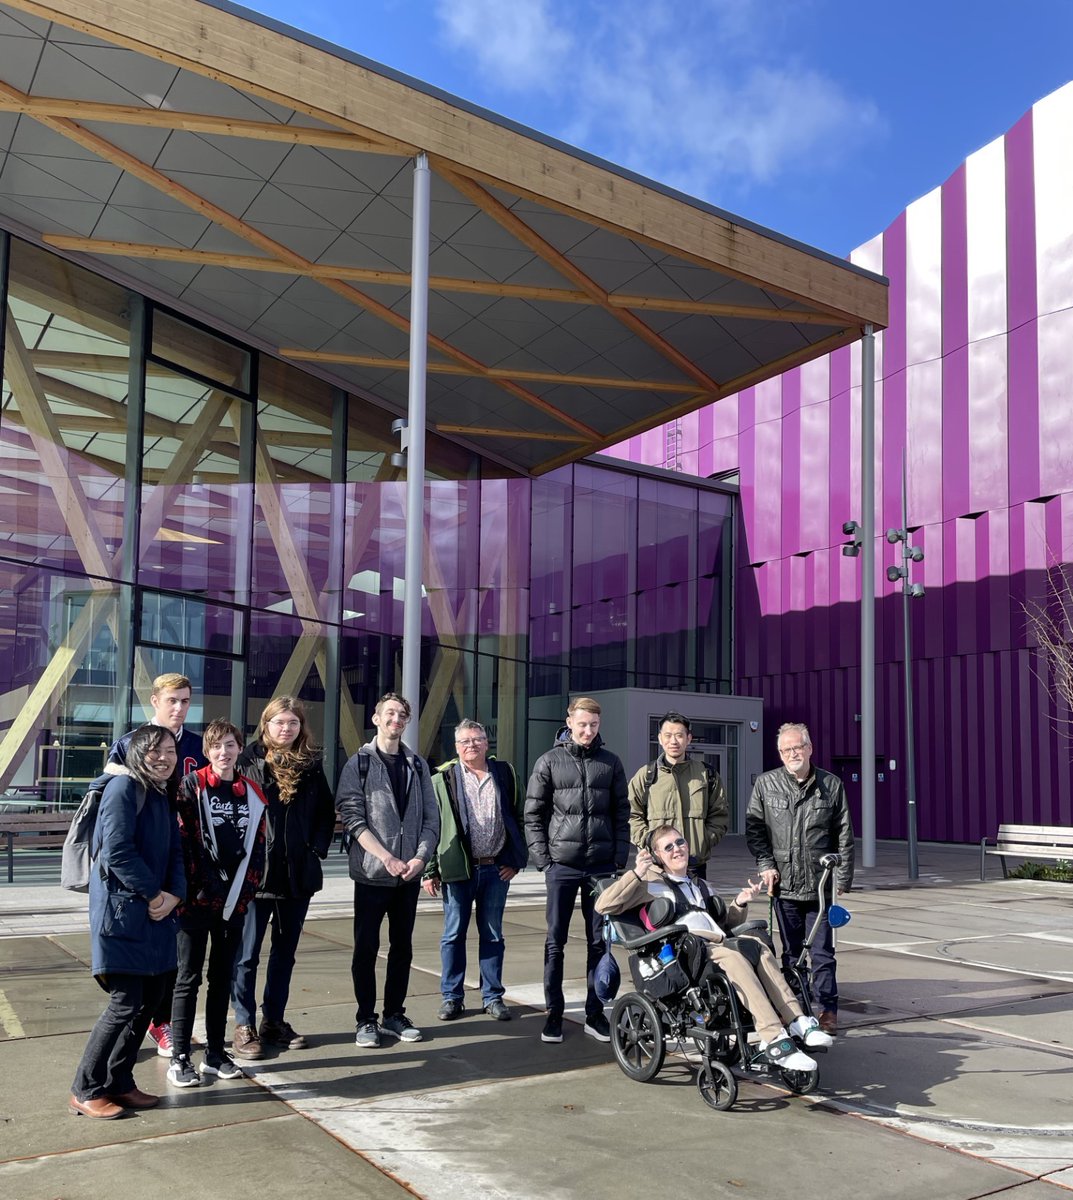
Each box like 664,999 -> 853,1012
659,838 -> 688,852
456,737 -> 487,748
779,744 -> 807,756
268,718 -> 301,729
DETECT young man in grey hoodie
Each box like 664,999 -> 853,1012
336,693 -> 439,1048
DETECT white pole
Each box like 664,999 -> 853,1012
860,326 -> 876,869
402,152 -> 431,733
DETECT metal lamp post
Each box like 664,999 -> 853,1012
886,454 -> 924,880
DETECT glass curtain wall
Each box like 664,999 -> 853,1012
0,234 -> 735,813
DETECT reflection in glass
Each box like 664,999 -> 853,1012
1,240 -> 131,577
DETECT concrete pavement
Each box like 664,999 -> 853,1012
2,836 -> 1072,1200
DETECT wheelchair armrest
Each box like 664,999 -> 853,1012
617,923 -> 690,952
729,919 -> 769,937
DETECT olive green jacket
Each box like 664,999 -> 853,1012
628,755 -> 728,864
424,756 -> 526,884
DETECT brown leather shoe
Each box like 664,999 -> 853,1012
818,1010 -> 838,1036
232,1024 -> 264,1060
69,1095 -> 124,1119
106,1087 -> 160,1110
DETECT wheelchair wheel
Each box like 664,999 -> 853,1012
779,1066 -> 819,1095
611,993 -> 665,1082
696,1060 -> 737,1111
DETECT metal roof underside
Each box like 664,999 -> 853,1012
0,0 -> 888,476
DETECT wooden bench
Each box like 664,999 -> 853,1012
0,811 -> 72,883
979,823 -> 1073,880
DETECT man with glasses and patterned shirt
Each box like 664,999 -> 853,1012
746,722 -> 854,1037
422,719 -> 527,1022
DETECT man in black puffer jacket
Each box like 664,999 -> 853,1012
525,696 -> 628,1045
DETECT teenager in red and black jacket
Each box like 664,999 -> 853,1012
168,719 -> 266,1089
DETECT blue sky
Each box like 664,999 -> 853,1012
239,0 -> 1073,259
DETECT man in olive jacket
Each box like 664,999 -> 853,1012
422,719 -> 526,1023
524,696 -> 629,1045
628,711 -> 728,878
746,722 -> 854,1037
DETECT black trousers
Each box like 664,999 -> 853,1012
542,862 -> 608,1019
350,879 -> 421,1023
72,971 -> 169,1100
172,914 -> 243,1057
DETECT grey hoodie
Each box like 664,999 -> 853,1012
335,739 -> 439,886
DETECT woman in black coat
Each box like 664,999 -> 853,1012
230,696 -> 335,1060
70,725 -> 184,1118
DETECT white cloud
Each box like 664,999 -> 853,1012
433,0 -> 882,197
435,0 -> 572,92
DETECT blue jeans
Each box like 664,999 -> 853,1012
439,865 -> 510,1006
232,896 -> 311,1027
775,897 -> 837,1013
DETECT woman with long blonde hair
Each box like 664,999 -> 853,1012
230,696 -> 335,1060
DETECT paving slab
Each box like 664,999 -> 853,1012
3,843 -> 1073,1200
290,1065 -> 1056,1200
0,1112 -> 406,1200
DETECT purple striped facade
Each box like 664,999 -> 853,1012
612,83 -> 1073,844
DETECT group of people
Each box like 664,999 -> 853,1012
70,675 -> 335,1118
69,680 -> 855,1119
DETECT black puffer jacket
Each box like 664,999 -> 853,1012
237,741 -> 336,899
524,732 -> 629,872
745,766 -> 854,899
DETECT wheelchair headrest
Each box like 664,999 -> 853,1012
639,894 -> 675,931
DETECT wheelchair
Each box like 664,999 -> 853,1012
603,856 -> 842,1112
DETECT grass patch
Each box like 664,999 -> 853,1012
1008,859 -> 1073,882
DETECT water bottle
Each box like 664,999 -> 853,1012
657,942 -> 675,966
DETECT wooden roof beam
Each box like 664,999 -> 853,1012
42,236 -> 841,324
3,0 -> 886,327
0,79 -> 599,442
280,348 -> 698,394
0,93 -> 404,153
438,166 -> 722,394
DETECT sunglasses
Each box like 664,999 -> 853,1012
658,838 -> 688,852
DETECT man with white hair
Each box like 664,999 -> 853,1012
745,723 -> 854,1037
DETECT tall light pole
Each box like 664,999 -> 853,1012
886,452 -> 924,879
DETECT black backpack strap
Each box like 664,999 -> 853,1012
340,754 -> 371,854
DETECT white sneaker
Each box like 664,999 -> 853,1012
790,1014 -> 834,1049
758,1036 -> 817,1072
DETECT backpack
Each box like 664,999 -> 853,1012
644,757 -> 718,789
338,750 -> 427,853
60,779 -> 144,892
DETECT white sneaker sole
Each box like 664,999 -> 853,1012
541,1032 -> 563,1043
166,1072 -> 200,1088
382,1028 -> 423,1043
201,1061 -> 243,1079
584,1025 -> 611,1042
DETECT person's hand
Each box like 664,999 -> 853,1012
422,876 -> 441,897
499,866 -> 518,882
400,857 -> 425,882
634,849 -> 654,875
148,891 -> 180,920
735,877 -> 765,906
760,868 -> 779,895
383,855 -> 409,878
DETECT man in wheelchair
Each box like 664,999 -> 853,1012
595,824 -> 832,1073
